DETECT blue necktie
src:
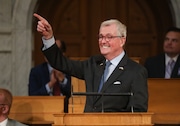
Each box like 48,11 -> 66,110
98,61 -> 111,92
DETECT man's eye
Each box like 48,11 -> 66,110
107,36 -> 113,39
172,39 -> 178,42
164,38 -> 169,41
99,36 -> 103,39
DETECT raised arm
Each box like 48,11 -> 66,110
33,13 -> 53,39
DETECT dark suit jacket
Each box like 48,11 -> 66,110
144,54 -> 180,78
7,118 -> 28,126
28,62 -> 71,97
43,44 -> 148,112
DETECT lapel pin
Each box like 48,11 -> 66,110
113,81 -> 121,85
119,67 -> 124,70
100,63 -> 103,66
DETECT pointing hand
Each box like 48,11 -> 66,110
33,13 -> 53,39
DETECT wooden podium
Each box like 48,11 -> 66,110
53,113 -> 153,126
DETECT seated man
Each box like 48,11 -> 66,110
144,27 -> 180,78
28,40 -> 71,112
0,88 -> 28,126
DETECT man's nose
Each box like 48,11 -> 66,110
101,37 -> 108,43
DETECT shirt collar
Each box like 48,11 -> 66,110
108,51 -> 125,66
0,118 -> 8,126
165,54 -> 179,65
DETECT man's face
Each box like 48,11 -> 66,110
99,24 -> 125,60
163,31 -> 180,57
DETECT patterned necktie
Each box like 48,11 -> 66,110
53,82 -> 61,95
98,61 -> 111,92
165,59 -> 175,79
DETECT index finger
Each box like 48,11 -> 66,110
33,13 -> 45,21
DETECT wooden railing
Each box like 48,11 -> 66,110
148,79 -> 180,124
9,78 -> 180,125
69,77 -> 180,124
53,113 -> 153,126
9,96 -> 65,125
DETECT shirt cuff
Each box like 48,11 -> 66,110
45,83 -> 53,95
61,77 -> 68,85
42,36 -> 55,50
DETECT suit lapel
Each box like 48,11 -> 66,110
101,54 -> 127,93
159,55 -> 166,77
94,54 -> 128,102
101,65 -> 124,92
94,60 -> 106,92
172,55 -> 180,77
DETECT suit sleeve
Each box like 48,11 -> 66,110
28,68 -> 49,95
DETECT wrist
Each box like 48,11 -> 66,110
48,81 -> 54,88
43,35 -> 53,40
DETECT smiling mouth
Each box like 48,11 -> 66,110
102,45 -> 110,48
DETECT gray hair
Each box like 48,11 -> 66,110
100,19 -> 127,37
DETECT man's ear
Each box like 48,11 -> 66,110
120,37 -> 126,47
1,107 -> 5,111
1,106 -> 8,114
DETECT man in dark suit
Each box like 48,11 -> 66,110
28,40 -> 71,112
144,27 -> 180,78
0,88 -> 28,126
34,13 -> 148,112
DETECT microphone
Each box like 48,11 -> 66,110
72,92 -> 133,96
131,104 -> 134,113
71,84 -> 74,113
130,92 -> 134,113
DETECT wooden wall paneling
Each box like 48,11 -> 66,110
87,0 -> 103,56
127,0 -> 157,65
33,0 -> 173,66
53,0 -> 88,57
